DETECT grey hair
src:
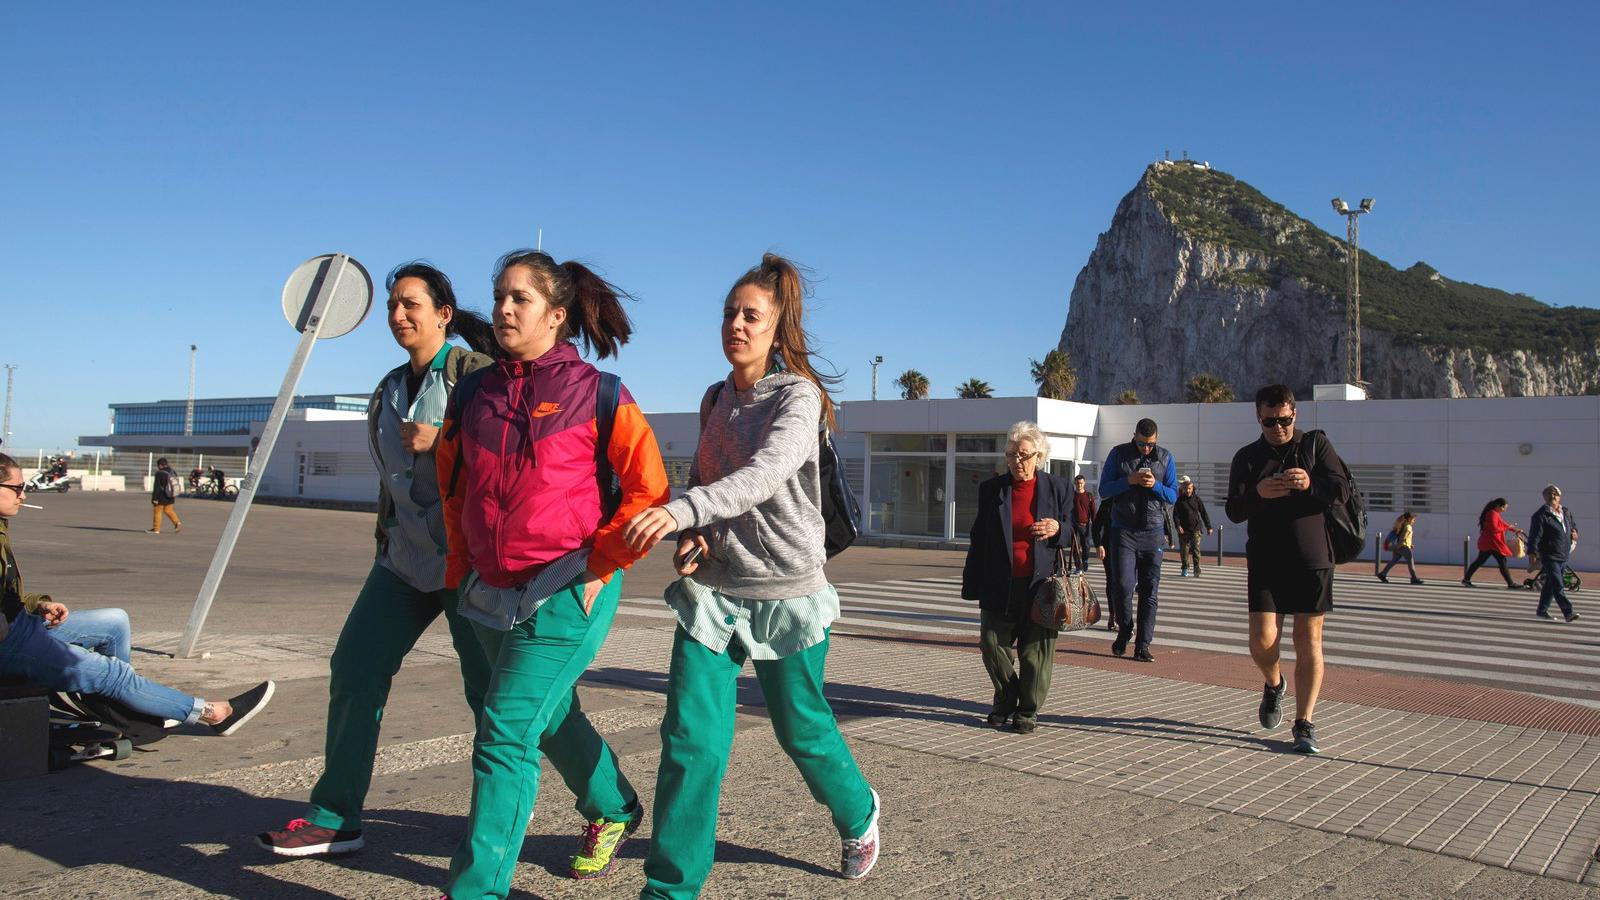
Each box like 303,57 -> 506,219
1005,421 -> 1050,460
1544,484 -> 1562,500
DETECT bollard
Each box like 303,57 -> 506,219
1215,526 -> 1223,568
1463,537 -> 1470,579
1374,535 -> 1381,576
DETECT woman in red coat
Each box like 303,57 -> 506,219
1463,498 -> 1526,588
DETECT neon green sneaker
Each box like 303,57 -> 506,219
568,804 -> 644,879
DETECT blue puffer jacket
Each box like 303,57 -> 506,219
1097,442 -> 1179,532
1528,504 -> 1576,562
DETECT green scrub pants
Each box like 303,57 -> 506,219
445,572 -> 637,900
307,561 -> 492,831
641,627 -> 874,900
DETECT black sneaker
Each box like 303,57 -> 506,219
1537,610 -> 1555,620
258,818 -> 364,857
1133,647 -> 1154,663
1565,611 -> 1581,623
1258,678 -> 1286,730
1111,637 -> 1128,657
1461,579 -> 1474,588
1291,719 -> 1320,754
1410,578 -> 1425,585
1012,718 -> 1036,734
1377,573 -> 1388,583
211,680 -> 275,736
985,710 -> 1010,728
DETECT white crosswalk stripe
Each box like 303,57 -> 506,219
622,562 -> 1597,708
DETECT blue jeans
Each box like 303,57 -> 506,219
1111,527 -> 1163,650
0,611 -> 202,723
1537,560 -> 1576,618
50,607 -> 133,663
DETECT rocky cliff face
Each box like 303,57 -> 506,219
1058,163 -> 1600,402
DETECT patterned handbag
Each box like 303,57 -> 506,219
1031,549 -> 1102,632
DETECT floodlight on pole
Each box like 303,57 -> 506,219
869,356 -> 884,401
2,364 -> 15,448
1331,196 -> 1374,386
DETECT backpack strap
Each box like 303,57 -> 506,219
595,371 -> 622,520
442,365 -> 494,501
699,382 -> 725,434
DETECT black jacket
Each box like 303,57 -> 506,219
151,467 -> 180,505
1225,429 -> 1351,571
961,471 -> 1072,615
1174,492 -> 1211,533
1528,504 -> 1577,562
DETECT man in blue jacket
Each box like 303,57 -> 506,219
1098,418 -> 1179,662
1527,484 -> 1580,622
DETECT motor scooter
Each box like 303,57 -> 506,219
24,469 -> 76,493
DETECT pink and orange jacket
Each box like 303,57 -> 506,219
437,342 -> 670,590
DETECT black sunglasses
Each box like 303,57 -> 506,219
1133,439 -> 1156,448
1260,416 -> 1294,428
0,482 -> 24,497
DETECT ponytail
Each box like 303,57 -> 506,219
491,250 -> 634,360
727,252 -> 842,431
447,308 -> 501,357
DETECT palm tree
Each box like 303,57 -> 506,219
956,378 -> 994,399
1030,350 -> 1077,400
1114,389 -> 1141,405
894,369 -> 930,400
1185,373 -> 1235,403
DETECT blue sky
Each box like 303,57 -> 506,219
3,2 -> 1596,450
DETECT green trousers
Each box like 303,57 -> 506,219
978,577 -> 1058,725
307,561 -> 492,831
641,628 -> 874,900
445,572 -> 637,900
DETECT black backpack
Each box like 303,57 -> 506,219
706,383 -> 860,558
443,368 -> 623,523
1301,429 -> 1366,564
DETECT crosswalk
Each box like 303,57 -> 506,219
617,562 -> 1598,708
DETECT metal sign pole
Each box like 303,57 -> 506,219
176,255 -> 353,658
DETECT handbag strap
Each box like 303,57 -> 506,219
1054,547 -> 1068,575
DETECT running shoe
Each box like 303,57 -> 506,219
257,818 -> 364,857
1133,647 -> 1154,663
569,804 -> 645,879
210,681 -> 275,736
1291,719 -> 1320,755
1565,611 -> 1581,623
841,788 -> 881,879
1258,677 -> 1286,730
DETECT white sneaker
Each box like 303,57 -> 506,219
840,788 -> 880,879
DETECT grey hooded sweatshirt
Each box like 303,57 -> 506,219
662,372 -> 827,600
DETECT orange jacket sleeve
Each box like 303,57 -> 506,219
588,400 -> 671,581
437,415 -> 470,590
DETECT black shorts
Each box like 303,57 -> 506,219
1247,565 -> 1333,615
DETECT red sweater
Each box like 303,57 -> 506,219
1011,476 -> 1037,576
1478,509 -> 1515,556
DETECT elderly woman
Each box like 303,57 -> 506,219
960,421 -> 1073,734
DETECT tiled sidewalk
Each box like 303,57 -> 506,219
589,626 -> 1600,886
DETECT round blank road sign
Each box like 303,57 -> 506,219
281,253 -> 374,339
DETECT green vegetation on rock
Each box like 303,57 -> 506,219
1145,163 -> 1600,356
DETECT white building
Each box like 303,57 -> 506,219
249,394 -> 1600,570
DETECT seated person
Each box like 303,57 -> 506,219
0,452 -> 272,733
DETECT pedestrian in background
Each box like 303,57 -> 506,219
1174,475 -> 1212,577
1069,474 -> 1096,573
1225,384 -> 1350,755
1091,489 -> 1117,632
961,420 -> 1072,734
1528,485 -> 1580,623
1098,417 -> 1179,663
1463,498 -> 1525,589
148,457 -> 182,534
1377,512 -> 1423,585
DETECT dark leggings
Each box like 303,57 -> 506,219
1464,550 -> 1514,586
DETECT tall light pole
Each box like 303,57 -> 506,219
869,355 -> 884,401
185,345 -> 197,437
2,364 -> 15,447
1331,197 -> 1373,386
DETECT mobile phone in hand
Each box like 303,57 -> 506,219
678,545 -> 703,568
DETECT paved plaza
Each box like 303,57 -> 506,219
1,493 -> 1597,897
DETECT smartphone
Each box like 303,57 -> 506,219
679,545 -> 703,568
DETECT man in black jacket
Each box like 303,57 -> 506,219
1173,476 -> 1212,577
1225,385 -> 1350,755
